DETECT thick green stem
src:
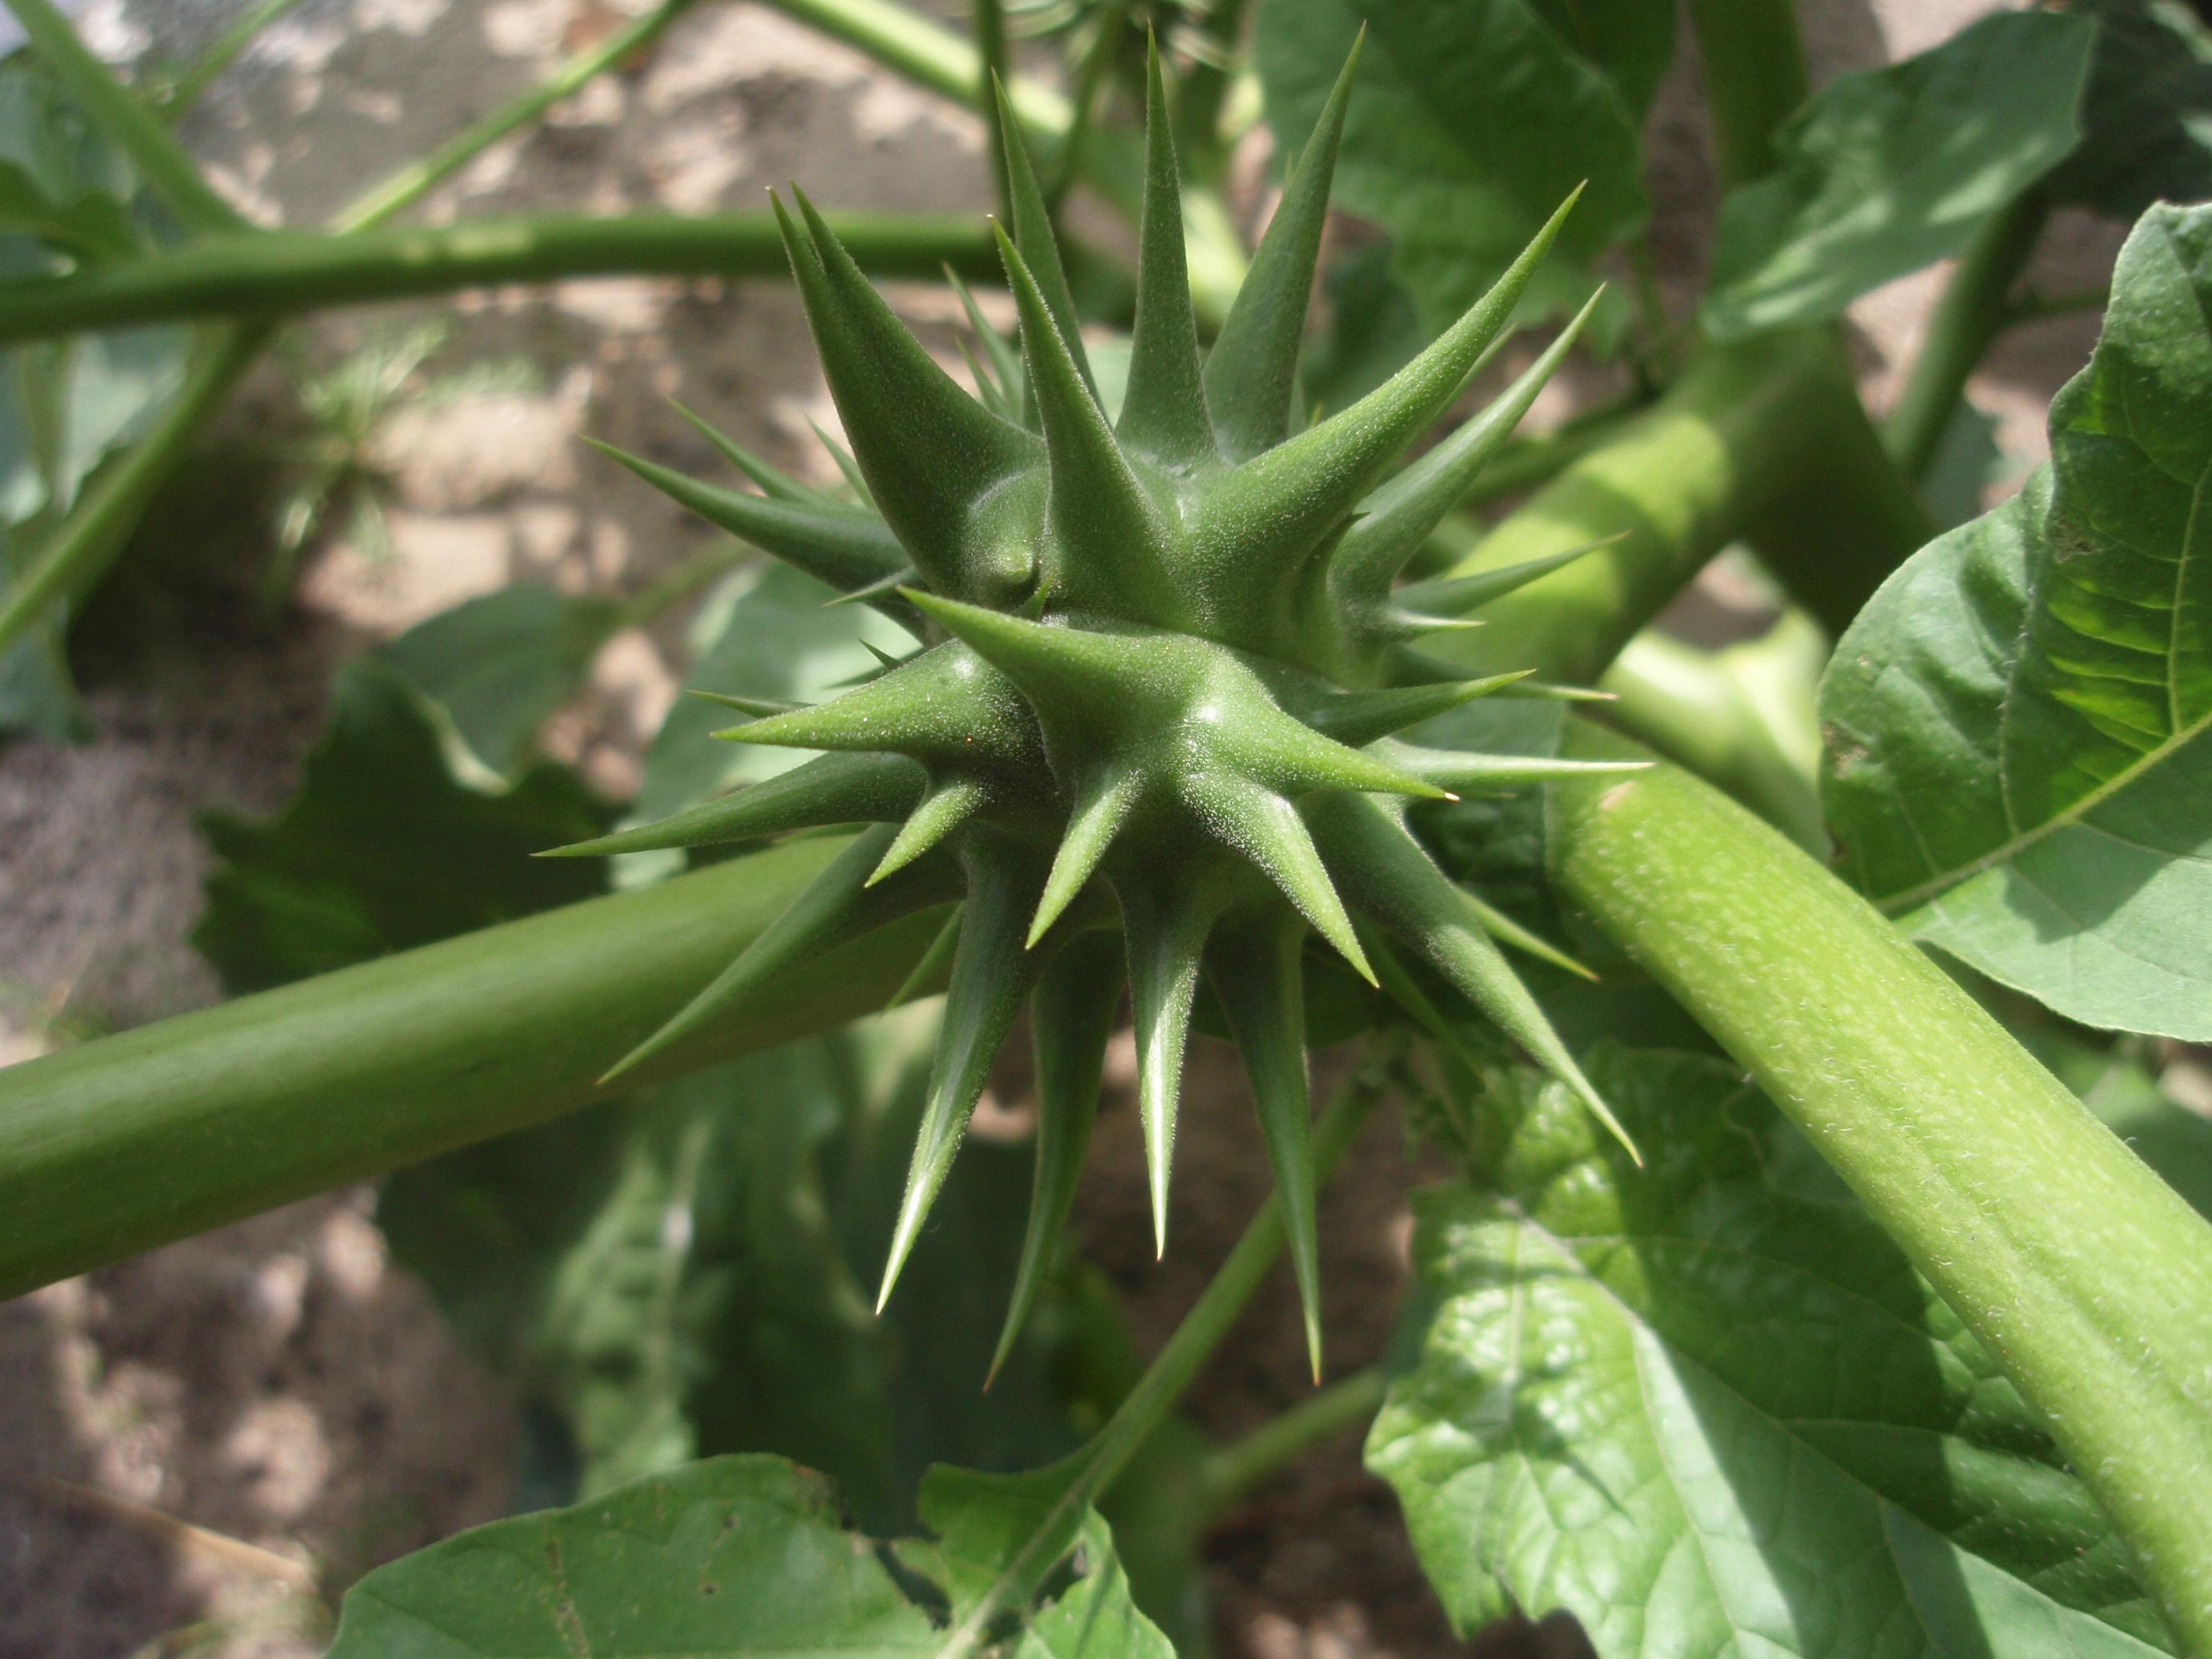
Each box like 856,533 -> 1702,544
1434,330 -> 1925,680
1884,189 -> 2051,481
0,211 -> 999,347
1549,725 -> 2212,1655
1683,0 -> 1810,188
327,0 -> 703,234
1196,1365 -> 1385,1517
4,0 -> 249,234
0,839 -> 945,1301
0,322 -> 270,663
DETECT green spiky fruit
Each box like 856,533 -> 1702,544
554,40 -> 1644,1380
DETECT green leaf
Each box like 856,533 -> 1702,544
631,561 -> 911,826
0,50 -> 138,264
194,658 -> 611,992
2046,0 -> 2212,223
1822,204 -> 2212,1041
1525,0 -> 1674,122
385,1001 -> 1084,1529
1702,12 -> 2095,339
1367,1044 -> 2179,1656
1255,0 -> 1646,334
328,1453 -> 1170,1658
375,584 -> 622,779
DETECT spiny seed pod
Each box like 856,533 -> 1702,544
550,38 -> 1645,1380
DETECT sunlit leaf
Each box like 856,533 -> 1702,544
1369,1044 -> 2179,1655
1822,204 -> 2212,1039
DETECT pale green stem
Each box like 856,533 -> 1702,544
328,0 -> 704,234
939,1065 -> 1386,1655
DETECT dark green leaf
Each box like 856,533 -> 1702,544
1703,13 -> 2095,338
1918,397 -> 2018,532
1368,1044 -> 2179,1655
0,50 -> 138,265
384,1001 -> 1084,1529
375,584 -> 622,779
2046,0 -> 2212,222
328,1453 -> 1170,1658
194,658 -> 611,992
1255,0 -> 1646,334
1526,0 -> 1674,121
1822,204 -> 2212,1040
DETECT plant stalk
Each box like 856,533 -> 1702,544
0,838 -> 946,1301
159,0 -> 314,120
0,321 -> 270,664
0,210 -> 1001,348
1884,188 -> 2051,481
326,0 -> 704,234
1682,0 -> 1810,187
942,1066 -> 1386,1654
1548,724 -> 2212,1656
1434,329 -> 1926,679
3,0 -> 250,234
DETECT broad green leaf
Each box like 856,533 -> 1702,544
1368,1045 -> 2178,1656
1702,13 -> 2094,339
630,560 -> 911,824
194,658 -> 610,992
328,1453 -> 1169,1659
2046,0 -> 2212,222
1822,204 -> 2212,1040
376,584 -> 622,780
1255,0 -> 1646,334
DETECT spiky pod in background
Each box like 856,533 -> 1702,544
554,41 -> 1645,1379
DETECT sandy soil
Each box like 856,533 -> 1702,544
0,1 -> 2118,1654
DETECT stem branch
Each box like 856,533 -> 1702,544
1884,189 -> 2051,481
0,210 -> 999,347
1196,1366 -> 1386,1517
327,0 -> 703,234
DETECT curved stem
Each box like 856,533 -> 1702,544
0,321 -> 271,663
1549,724 -> 2212,1656
0,838 -> 947,1301
0,210 -> 1000,347
1432,329 -> 1925,680
2,0 -> 249,234
1884,188 -> 2051,481
326,0 -> 703,234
